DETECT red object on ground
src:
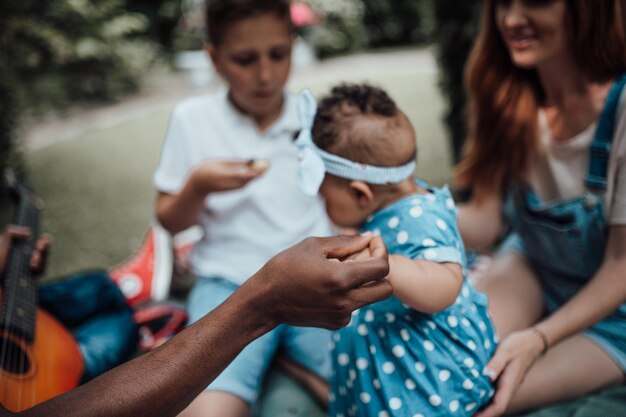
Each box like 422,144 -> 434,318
172,225 -> 203,275
290,1 -> 322,27
134,302 -> 188,352
109,225 -> 173,307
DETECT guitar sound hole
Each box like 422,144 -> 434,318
0,338 -> 31,374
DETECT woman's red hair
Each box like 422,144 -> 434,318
455,0 -> 626,196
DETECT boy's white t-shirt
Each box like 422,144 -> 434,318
528,89 -> 626,225
154,90 -> 333,285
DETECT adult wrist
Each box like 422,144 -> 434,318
236,272 -> 280,334
531,326 -> 549,355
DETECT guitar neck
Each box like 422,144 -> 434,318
1,188 -> 41,343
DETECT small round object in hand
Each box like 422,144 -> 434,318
248,159 -> 270,172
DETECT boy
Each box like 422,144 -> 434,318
153,1 -> 333,416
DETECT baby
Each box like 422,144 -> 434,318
295,84 -> 498,417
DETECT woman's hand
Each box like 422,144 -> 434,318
190,159 -> 268,195
475,328 -> 547,417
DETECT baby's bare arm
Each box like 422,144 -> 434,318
388,255 -> 463,313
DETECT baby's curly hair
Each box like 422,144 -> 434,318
312,83 -> 416,168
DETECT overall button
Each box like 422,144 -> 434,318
584,194 -> 597,210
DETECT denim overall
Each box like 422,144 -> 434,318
502,74 -> 626,371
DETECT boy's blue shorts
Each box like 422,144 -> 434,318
187,276 -> 332,404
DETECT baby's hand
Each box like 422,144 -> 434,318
191,159 -> 268,194
344,233 -> 383,262
344,247 -> 371,262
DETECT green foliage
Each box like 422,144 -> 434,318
300,0 -> 367,58
361,0 -> 430,48
171,0 -> 206,52
0,68 -> 22,175
432,0 -> 481,163
1,0 -> 160,112
0,0 -> 179,174
300,0 -> 433,58
127,0 -> 182,52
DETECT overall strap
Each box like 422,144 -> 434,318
585,73 -> 626,189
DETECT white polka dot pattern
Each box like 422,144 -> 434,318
438,369 -> 451,382
397,231 -> 409,244
449,400 -> 460,412
338,353 -> 350,366
382,362 -> 395,374
429,395 -> 442,406
410,206 -> 423,218
422,238 -> 436,247
356,358 -> 369,370
387,216 -> 399,229
389,398 -> 402,410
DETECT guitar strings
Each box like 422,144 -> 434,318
0,244 -> 19,408
17,253 -> 27,410
1,183 -> 45,412
0,242 -> 19,406
1,228 -> 36,410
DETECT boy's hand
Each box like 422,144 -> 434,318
191,159 -> 268,195
244,235 -> 392,330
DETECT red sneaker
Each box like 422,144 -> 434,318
172,225 -> 203,275
109,224 -> 173,307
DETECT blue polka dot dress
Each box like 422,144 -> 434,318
328,180 -> 498,417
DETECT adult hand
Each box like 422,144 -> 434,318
0,225 -> 52,278
245,234 -> 392,330
475,328 -> 546,417
190,159 -> 268,195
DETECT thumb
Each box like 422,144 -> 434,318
323,235 -> 372,260
484,350 -> 507,381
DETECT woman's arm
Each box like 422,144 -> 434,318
457,190 -> 505,251
388,255 -> 463,313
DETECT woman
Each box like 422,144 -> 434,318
456,1 -> 626,416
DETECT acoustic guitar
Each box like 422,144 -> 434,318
0,172 -> 83,412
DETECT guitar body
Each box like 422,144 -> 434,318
0,309 -> 84,412
0,171 -> 85,411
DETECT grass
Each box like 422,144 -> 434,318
28,111 -> 170,278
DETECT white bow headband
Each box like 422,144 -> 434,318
295,89 -> 416,196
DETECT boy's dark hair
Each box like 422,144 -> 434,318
312,83 -> 414,167
206,0 -> 292,45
